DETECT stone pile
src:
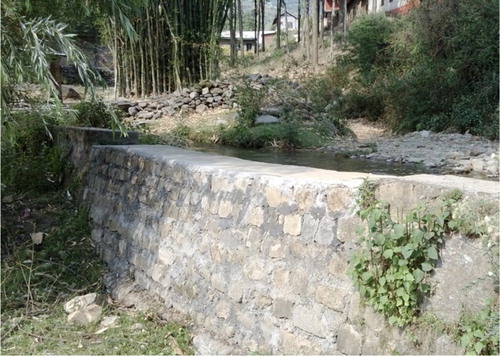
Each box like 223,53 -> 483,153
64,292 -> 106,326
110,80 -> 237,123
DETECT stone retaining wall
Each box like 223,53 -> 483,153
83,145 -> 498,355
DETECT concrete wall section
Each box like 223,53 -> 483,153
83,145 -> 498,355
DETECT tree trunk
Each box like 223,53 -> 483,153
254,0 -> 258,54
260,0 -> 265,52
229,0 -> 236,66
276,0 -> 282,49
284,0 -> 290,53
238,0 -> 244,57
312,0 -> 318,66
297,0 -> 301,43
342,0 -> 347,35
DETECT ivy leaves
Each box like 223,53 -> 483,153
350,180 -> 456,327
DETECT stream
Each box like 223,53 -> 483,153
190,144 -> 441,176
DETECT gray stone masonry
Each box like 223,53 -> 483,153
83,144 -> 499,355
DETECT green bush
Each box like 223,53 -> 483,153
346,13 -> 396,82
334,0 -> 498,139
1,112 -> 69,193
72,100 -> 124,131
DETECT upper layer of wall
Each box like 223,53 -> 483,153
83,144 -> 499,355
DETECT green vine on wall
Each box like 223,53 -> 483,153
350,179 -> 464,326
350,179 -> 499,354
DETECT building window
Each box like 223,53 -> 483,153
381,0 -> 384,5
246,42 -> 253,51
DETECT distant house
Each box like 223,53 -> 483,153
220,31 -> 276,52
368,0 -> 420,16
324,0 -> 418,28
272,11 -> 299,31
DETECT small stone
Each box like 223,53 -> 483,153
128,107 -> 139,116
64,293 -> 105,314
210,87 -> 224,95
255,115 -> 279,125
67,304 -> 103,326
136,112 -> 154,120
196,104 -> 208,113
100,315 -> 119,328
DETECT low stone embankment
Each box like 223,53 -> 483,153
82,142 -> 498,355
110,79 -> 237,124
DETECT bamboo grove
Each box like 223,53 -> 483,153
103,0 -> 231,97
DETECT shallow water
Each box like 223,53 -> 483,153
190,144 -> 442,176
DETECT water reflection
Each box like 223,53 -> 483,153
190,144 -> 441,176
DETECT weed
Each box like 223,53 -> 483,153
456,301 -> 499,355
351,180 -> 498,327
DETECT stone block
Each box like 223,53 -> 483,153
314,216 -> 337,245
245,206 -> 264,227
228,282 -> 243,303
268,242 -> 286,259
293,305 -> 326,338
326,187 -> 353,214
289,241 -> 308,259
327,254 -> 349,278
218,199 -> 233,218
216,301 -> 231,319
337,323 -> 362,355
256,293 -> 273,308
315,284 -> 347,312
273,298 -> 293,319
264,186 -> 289,208
280,329 -> 320,354
301,215 -> 320,239
290,268 -> 309,296
283,214 -> 302,236
295,188 -> 315,211
243,259 -> 267,281
211,274 -> 228,293
236,310 -> 256,330
363,305 -> 386,333
272,268 -> 290,289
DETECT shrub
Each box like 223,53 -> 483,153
335,0 -> 498,139
346,14 -> 396,82
1,112 -> 69,193
72,100 -> 125,132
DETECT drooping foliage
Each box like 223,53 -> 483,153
105,0 -> 232,97
0,0 -> 101,120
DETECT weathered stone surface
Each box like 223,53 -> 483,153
283,214 -> 302,236
64,293 -> 105,314
337,323 -> 362,355
315,284 -> 346,312
82,144 -> 499,355
136,111 -> 154,120
67,304 -> 103,326
293,305 -> 326,338
273,298 -> 293,318
196,104 -> 208,113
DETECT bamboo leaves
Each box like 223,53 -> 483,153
110,0 -> 232,97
